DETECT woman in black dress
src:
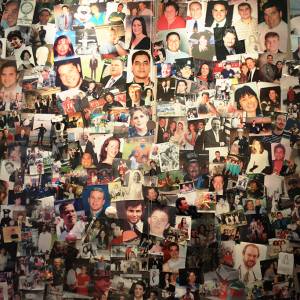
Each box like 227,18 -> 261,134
128,17 -> 150,50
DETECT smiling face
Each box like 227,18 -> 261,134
148,210 -> 169,235
132,54 -> 150,82
275,114 -> 286,131
239,93 -> 258,114
223,32 -> 236,48
200,64 -> 210,77
0,66 -> 18,88
212,3 -> 227,23
134,284 -> 145,298
264,6 -> 281,28
88,190 -> 105,212
106,140 -> 120,159
126,204 -> 143,224
61,204 -> 77,227
132,19 -> 143,36
265,36 -> 280,53
187,162 -> 200,179
9,36 -> 22,49
164,5 -> 177,21
167,34 -> 180,52
58,63 -> 82,89
39,10 -> 51,25
274,146 -> 285,161
56,37 -> 70,57
238,4 -> 251,20
2,2 -> 19,27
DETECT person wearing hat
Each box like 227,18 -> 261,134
176,59 -> 194,80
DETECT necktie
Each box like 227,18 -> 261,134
193,20 -> 198,32
244,270 -> 250,283
107,78 -> 115,88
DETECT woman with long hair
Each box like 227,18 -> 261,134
246,139 -> 269,173
196,63 -> 215,90
98,136 -> 120,168
53,35 -> 74,58
238,63 -> 249,84
167,120 -> 177,137
144,88 -> 154,105
235,85 -> 262,117
260,88 -> 280,115
170,121 -> 185,148
129,17 -> 150,50
184,122 -> 197,150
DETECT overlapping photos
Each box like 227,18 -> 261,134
0,0 -> 299,299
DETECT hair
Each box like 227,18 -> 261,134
89,187 -> 104,197
197,63 -> 213,82
176,80 -> 187,88
251,139 -> 264,154
242,243 -> 260,258
275,113 -> 286,121
211,117 -> 221,126
262,1 -> 281,12
274,143 -> 286,155
59,201 -> 74,216
53,35 -> 74,57
124,200 -> 144,210
130,280 -> 146,294
168,242 -> 179,251
130,106 -> 150,119
235,85 -> 261,115
104,92 -> 115,101
176,197 -> 186,209
132,50 -> 150,64
223,27 -> 237,40
265,31 -> 280,40
212,1 -> 228,10
5,161 -> 14,168
117,3 -> 124,8
20,50 -> 31,60
7,30 -> 23,42
62,5 -> 69,9
164,1 -> 179,13
0,61 -> 17,74
99,136 -> 120,162
238,2 -> 251,10
166,31 -> 180,42
150,207 -> 169,219
55,59 -> 82,88
189,1 -> 202,10
129,17 -> 148,49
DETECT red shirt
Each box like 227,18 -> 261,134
157,15 -> 186,31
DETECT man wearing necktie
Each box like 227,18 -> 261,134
238,244 -> 260,284
186,2 -> 204,33
56,5 -> 73,32
208,1 -> 231,28
122,200 -> 144,235
204,117 -> 226,148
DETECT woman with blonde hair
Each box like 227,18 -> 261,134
246,139 -> 269,173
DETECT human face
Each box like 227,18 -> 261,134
188,272 -> 196,284
265,37 -> 279,53
169,245 -> 179,259
243,245 -> 259,269
267,55 -> 273,64
190,3 -> 202,19
187,162 -> 200,179
167,34 -> 180,52
179,199 -> 189,211
110,60 -> 123,78
181,66 -> 192,79
2,2 -> 19,27
148,210 -> 169,235
213,176 -> 223,192
238,5 -> 251,20
164,5 -> 177,21
275,115 -> 286,131
147,188 -> 158,201
132,110 -> 149,131
95,277 -> 111,293
58,63 -> 81,89
117,4 -> 123,12
132,55 -> 150,81
5,164 -> 14,174
132,19 -> 143,36
134,284 -> 144,298
23,52 -> 31,61
199,35 -> 208,47
246,200 -> 254,210
239,93 -> 258,114
9,36 -> 22,49
177,81 -> 186,93
62,204 -> 77,227
88,190 -> 105,212
211,119 -> 221,131
1,66 -> 17,88
129,86 -> 141,103
264,6 -> 281,28
223,32 -> 236,48
106,140 -> 119,159
56,38 -> 70,57
81,153 -> 92,168
274,147 -> 285,161
201,64 -> 209,76
246,59 -> 255,70
212,4 -> 227,23
39,10 -> 51,25
126,204 -> 143,224
269,90 -> 277,101
161,64 -> 171,77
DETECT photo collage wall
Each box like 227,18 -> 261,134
0,0 -> 299,299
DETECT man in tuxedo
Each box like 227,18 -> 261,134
215,27 -> 245,60
194,120 -> 205,152
245,57 -> 260,82
101,58 -> 126,89
56,5 -> 73,31
121,200 -> 144,235
157,79 -> 173,102
207,1 -> 232,28
157,118 -> 167,143
204,117 -> 226,148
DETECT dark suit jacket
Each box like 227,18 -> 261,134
204,129 -> 226,148
194,130 -> 204,152
157,87 -> 173,102
101,72 -> 126,88
215,40 -> 245,61
157,125 -> 165,143
247,68 -> 261,82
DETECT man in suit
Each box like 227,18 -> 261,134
101,58 -> 126,89
121,200 -> 144,235
215,27 -> 245,61
207,1 -> 231,28
194,120 -> 205,152
245,57 -> 260,82
56,5 -> 73,31
157,118 -> 167,143
212,151 -> 225,163
259,54 -> 278,82
157,79 -> 173,102
89,55 -> 98,80
204,117 -> 226,148
176,197 -> 197,217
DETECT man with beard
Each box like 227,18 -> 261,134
237,243 -> 260,284
261,113 -> 286,143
